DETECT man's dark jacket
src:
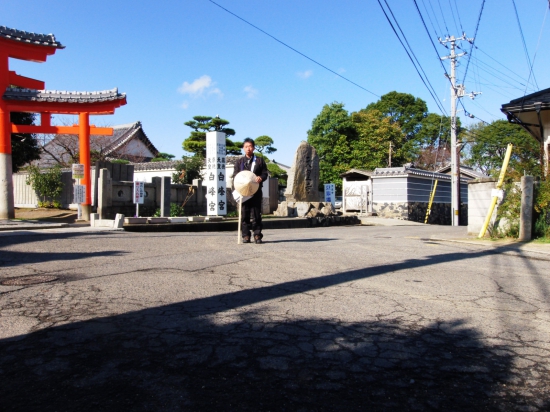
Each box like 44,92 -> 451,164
232,155 -> 269,191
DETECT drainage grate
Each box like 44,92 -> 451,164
1,275 -> 58,286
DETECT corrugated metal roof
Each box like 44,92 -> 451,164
0,26 -> 64,49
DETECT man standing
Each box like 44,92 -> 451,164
232,138 -> 269,244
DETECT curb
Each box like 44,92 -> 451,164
123,216 -> 361,233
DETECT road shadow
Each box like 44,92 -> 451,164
0,249 -> 126,268
265,238 -> 338,244
1,241 -> 548,410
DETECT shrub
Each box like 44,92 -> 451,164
26,165 -> 64,208
152,203 -> 185,217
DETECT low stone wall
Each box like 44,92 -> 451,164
374,201 -> 468,225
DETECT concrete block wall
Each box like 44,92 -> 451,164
467,178 -> 499,235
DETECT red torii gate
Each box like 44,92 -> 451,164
0,26 -> 127,219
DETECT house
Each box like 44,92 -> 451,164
501,87 -> 550,174
369,164 -> 469,225
339,169 -> 373,213
436,164 -> 489,180
36,121 -> 159,167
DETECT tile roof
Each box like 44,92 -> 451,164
131,155 -> 241,171
106,121 -> 158,158
436,164 -> 488,179
3,88 -> 125,103
132,161 -> 182,171
501,87 -> 550,112
340,168 -> 372,178
0,26 -> 64,49
372,166 -> 452,180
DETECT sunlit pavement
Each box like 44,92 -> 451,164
1,225 -> 549,411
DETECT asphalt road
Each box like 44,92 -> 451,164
0,225 -> 549,411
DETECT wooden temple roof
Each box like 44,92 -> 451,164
0,26 -> 64,49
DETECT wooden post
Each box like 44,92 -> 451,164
237,197 -> 242,244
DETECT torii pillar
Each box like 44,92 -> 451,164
0,43 -> 14,218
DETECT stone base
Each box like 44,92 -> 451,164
274,201 -> 336,218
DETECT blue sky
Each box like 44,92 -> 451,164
3,1 -> 549,166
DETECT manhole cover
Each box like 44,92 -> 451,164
1,275 -> 58,286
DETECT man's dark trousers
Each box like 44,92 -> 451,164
241,189 -> 263,239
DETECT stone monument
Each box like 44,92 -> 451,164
276,142 -> 334,218
284,141 -> 320,202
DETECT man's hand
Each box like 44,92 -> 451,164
255,176 -> 262,183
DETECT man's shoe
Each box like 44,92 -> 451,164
243,236 -> 251,243
254,236 -> 263,244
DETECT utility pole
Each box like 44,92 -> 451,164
439,34 -> 477,226
388,141 -> 393,167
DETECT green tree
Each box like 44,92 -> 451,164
183,115 -> 241,156
364,91 -> 427,139
307,102 -> 357,189
172,155 -> 204,184
10,112 -> 41,172
151,152 -> 176,162
254,135 -> 277,155
465,120 -> 541,179
25,165 -> 64,208
350,110 -> 408,170
266,162 -> 287,186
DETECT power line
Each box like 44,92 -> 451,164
436,0 -> 451,36
207,0 -> 379,98
447,0 -> 461,35
420,0 -> 443,39
377,0 -> 447,115
414,0 -> 450,76
452,0 -> 465,34
511,0 -> 539,90
462,0 -> 485,86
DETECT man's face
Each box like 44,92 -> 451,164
243,142 -> 254,157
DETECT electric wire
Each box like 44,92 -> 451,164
461,0 -> 485,86
521,3 -> 549,96
207,0 -> 379,97
452,0 -> 465,34
474,46 -> 533,84
377,0 -> 447,115
436,0 -> 451,36
424,0 -> 445,37
448,0 -> 461,35
511,0 -> 539,90
420,0 -> 443,39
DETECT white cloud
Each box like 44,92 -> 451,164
209,87 -> 223,97
177,75 -> 221,97
180,101 -> 189,109
297,70 -> 313,79
243,85 -> 258,98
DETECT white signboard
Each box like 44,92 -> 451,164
133,181 -> 145,204
206,131 -> 227,216
74,184 -> 86,203
72,163 -> 85,180
324,183 -> 336,205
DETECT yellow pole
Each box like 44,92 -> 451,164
478,143 -> 514,238
425,180 -> 438,224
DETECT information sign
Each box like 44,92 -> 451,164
72,163 -> 85,180
134,181 -> 145,204
74,184 -> 86,203
324,183 -> 336,205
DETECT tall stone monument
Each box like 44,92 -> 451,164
285,141 -> 320,202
